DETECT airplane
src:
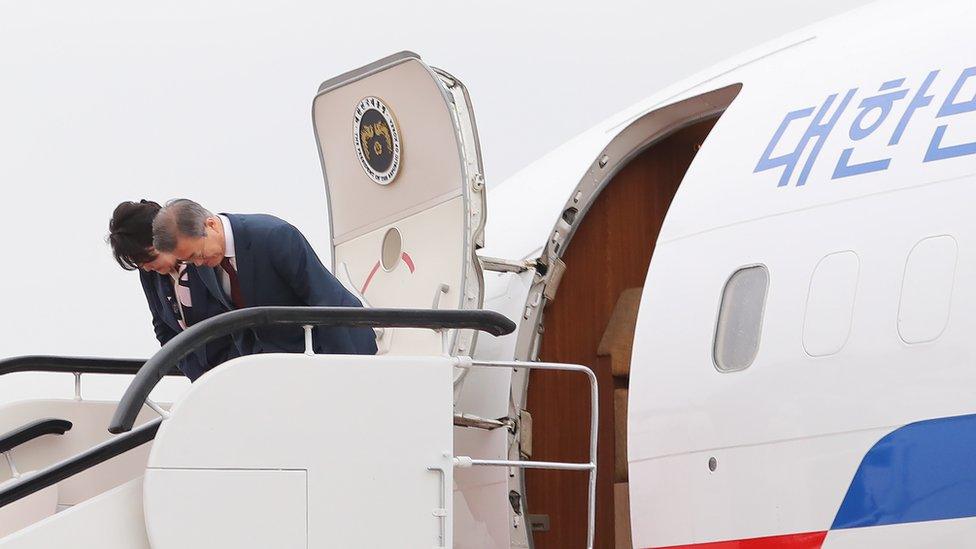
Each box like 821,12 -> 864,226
0,0 -> 974,547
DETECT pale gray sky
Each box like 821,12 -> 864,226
0,0 -> 872,400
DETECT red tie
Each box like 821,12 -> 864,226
220,257 -> 246,309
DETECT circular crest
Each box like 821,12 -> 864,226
353,97 -> 401,185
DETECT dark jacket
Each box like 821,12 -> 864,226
222,213 -> 377,356
139,265 -> 241,381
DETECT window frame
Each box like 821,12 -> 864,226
712,264 -> 770,373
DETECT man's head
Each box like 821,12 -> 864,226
153,199 -> 226,267
108,199 -> 180,275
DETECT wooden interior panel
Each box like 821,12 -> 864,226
614,482 -> 633,549
598,287 -> 643,378
614,388 -> 629,482
526,118 -> 718,549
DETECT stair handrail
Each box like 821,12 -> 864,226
0,418 -> 73,455
0,356 -> 172,377
108,306 -> 516,434
0,418 -> 160,508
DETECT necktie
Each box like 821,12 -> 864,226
220,257 -> 246,309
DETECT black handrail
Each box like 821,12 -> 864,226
109,307 -> 516,434
0,419 -> 73,454
0,356 -> 181,378
0,418 -> 160,508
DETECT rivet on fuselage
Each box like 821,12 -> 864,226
708,457 -> 717,472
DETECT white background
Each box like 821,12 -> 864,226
0,1 -> 871,401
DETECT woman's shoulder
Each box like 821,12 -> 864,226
137,270 -> 163,293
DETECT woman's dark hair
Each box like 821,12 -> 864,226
108,199 -> 162,270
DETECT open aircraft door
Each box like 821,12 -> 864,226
312,51 -> 487,358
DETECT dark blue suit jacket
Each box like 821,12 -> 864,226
223,213 -> 377,356
139,266 -> 242,381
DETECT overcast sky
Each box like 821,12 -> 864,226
0,0 -> 873,400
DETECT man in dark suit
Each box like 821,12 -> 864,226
151,199 -> 377,356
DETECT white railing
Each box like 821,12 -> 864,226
453,357 -> 598,549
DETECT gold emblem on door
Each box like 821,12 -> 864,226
353,96 -> 402,185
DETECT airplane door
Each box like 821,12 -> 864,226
312,51 -> 486,357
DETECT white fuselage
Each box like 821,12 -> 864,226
485,1 -> 976,547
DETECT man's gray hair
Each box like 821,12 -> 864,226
152,199 -> 214,252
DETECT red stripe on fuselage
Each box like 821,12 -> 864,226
647,531 -> 827,549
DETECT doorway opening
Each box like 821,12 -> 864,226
525,116 -> 721,549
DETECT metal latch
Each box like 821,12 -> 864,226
528,514 -> 550,532
542,258 -> 566,301
479,256 -> 536,273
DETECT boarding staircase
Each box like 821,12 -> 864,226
0,307 -> 597,548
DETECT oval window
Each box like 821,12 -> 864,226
803,251 -> 859,357
714,265 -> 769,372
380,227 -> 403,272
898,235 -> 957,344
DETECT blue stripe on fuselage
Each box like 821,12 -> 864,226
832,413 -> 976,529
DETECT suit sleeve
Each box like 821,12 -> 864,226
140,274 -> 178,346
268,223 -> 359,308
269,223 -> 377,355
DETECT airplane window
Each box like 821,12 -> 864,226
713,265 -> 769,372
803,251 -> 859,357
898,235 -> 958,344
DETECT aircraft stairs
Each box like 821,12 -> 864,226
0,307 -> 597,548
